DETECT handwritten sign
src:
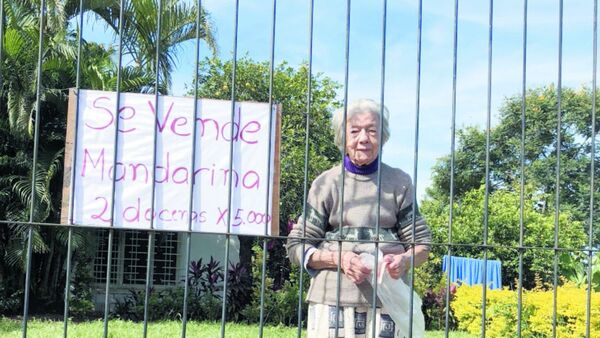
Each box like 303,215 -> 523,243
64,89 -> 279,235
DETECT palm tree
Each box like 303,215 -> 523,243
3,0 -> 216,135
0,0 -> 78,302
83,0 -> 216,92
2,0 -> 76,139
81,42 -> 166,93
0,0 -> 216,308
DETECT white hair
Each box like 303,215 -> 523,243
332,99 -> 390,152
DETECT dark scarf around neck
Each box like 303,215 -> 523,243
344,155 -> 379,175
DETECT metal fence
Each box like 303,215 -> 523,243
1,0 -> 599,337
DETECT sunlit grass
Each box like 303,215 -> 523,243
0,317 -> 477,338
3,318 -> 298,338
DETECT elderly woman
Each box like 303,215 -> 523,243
286,99 -> 432,338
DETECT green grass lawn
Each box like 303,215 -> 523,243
0,317 -> 477,337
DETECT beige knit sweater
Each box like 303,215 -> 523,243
286,163 -> 432,307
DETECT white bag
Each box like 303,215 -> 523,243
360,252 -> 425,338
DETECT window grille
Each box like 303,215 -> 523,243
92,230 -> 119,285
93,230 -> 179,286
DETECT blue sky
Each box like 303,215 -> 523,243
84,0 -> 598,200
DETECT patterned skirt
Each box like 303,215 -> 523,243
307,303 -> 404,338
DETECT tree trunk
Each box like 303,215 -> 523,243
51,252 -> 64,304
238,236 -> 254,277
0,252 -> 4,284
41,234 -> 55,300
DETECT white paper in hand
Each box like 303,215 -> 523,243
360,252 -> 425,338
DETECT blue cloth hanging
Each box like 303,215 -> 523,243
442,255 -> 502,289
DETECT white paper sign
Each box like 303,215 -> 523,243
71,89 -> 276,235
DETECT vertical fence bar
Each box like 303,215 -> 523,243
142,0 -> 164,335
142,229 -> 155,337
552,1 -> 564,337
63,0 -> 86,336
220,1 -> 240,336
517,0 -> 528,337
63,231 -> 73,335
259,0 -> 277,336
22,1 -> 46,336
369,0 -> 388,335
445,1 -> 459,337
481,1 -> 494,336
296,0 -> 316,336
181,230 -> 192,337
408,0 -> 424,335
587,1 -> 598,337
181,1 -> 205,336
104,1 -> 127,336
334,0 -> 349,336
367,0 -> 384,335
181,229 -> 193,337
102,230 -> 114,338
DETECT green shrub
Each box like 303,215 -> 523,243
241,244 -> 309,326
68,255 -> 96,318
560,251 -> 600,291
0,281 -> 22,315
110,256 -> 250,322
421,274 -> 457,331
452,283 -> 600,337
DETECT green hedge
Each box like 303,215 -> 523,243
452,283 -> 600,337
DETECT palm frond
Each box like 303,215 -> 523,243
4,245 -> 27,270
4,1 -> 37,31
4,225 -> 49,271
55,227 -> 89,252
6,84 -> 33,138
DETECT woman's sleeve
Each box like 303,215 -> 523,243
286,176 -> 332,266
396,182 -> 432,250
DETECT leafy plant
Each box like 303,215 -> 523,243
559,251 -> 600,291
0,281 -> 23,315
421,275 -> 457,331
188,257 -> 223,296
111,289 -> 144,321
110,256 -> 253,322
241,244 -> 309,326
68,254 -> 96,318
226,262 -> 252,321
